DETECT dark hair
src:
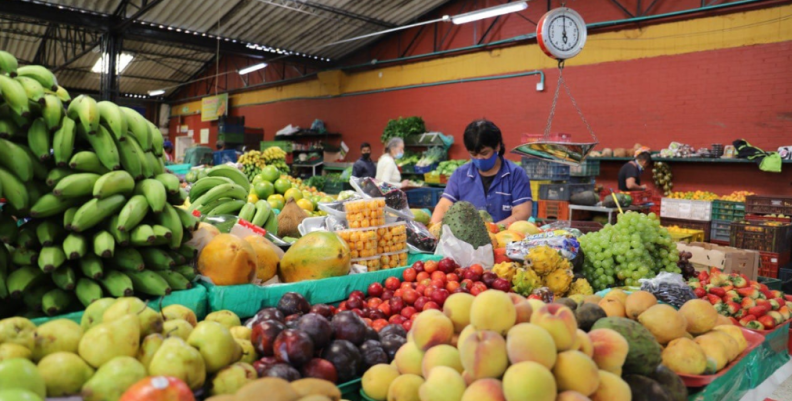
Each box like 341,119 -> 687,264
637,152 -> 652,162
216,141 -> 225,150
360,142 -> 371,150
463,119 -> 505,157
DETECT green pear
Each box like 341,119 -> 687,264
163,319 -> 194,340
148,337 -> 206,391
37,352 -> 94,396
0,389 -> 43,401
81,356 -> 147,401
0,343 -> 32,361
162,304 -> 198,327
0,317 -> 36,349
102,298 -> 163,337
187,321 -> 242,373
32,319 -> 83,361
80,298 -> 117,332
78,314 -> 140,368
230,326 -> 252,341
210,362 -> 257,396
235,338 -> 258,364
137,333 -> 164,370
205,310 -> 241,330
0,358 -> 46,398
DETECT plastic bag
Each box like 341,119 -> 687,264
506,230 -> 580,262
276,124 -> 300,136
639,272 -> 696,309
349,176 -> 413,219
436,225 -> 493,268
405,220 -> 437,253
310,119 -> 326,133
325,215 -> 348,232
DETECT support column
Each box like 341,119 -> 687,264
99,32 -> 123,101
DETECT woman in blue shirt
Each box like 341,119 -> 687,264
430,120 -> 533,226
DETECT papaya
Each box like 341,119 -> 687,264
197,234 -> 256,285
278,231 -> 351,283
244,235 -> 282,283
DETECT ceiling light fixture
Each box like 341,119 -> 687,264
148,89 -> 165,96
239,63 -> 268,75
91,52 -> 134,74
451,1 -> 528,24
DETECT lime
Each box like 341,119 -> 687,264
254,181 -> 275,199
252,174 -> 267,185
284,188 -> 303,202
274,178 -> 292,194
296,198 -> 314,212
267,194 -> 285,210
260,166 -> 280,183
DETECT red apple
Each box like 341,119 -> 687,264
367,283 -> 384,298
446,273 -> 459,282
381,290 -> 394,301
372,319 -> 389,332
469,264 -> 484,275
401,306 -> 417,319
431,279 -> 445,289
349,290 -> 365,300
438,258 -> 455,273
389,315 -> 406,325
346,297 -> 363,310
369,310 -> 387,321
337,301 -> 348,311
493,278 -> 512,292
402,320 -> 413,331
400,282 -> 412,291
446,281 -> 460,293
431,271 -> 446,282
414,296 -> 428,311
402,289 -> 419,305
393,289 -> 403,298
403,268 -> 417,282
431,289 -> 450,306
385,277 -> 401,291
470,282 -> 487,296
415,284 -> 427,295
416,272 -> 430,282
367,298 -> 383,309
351,309 -> 364,318
377,302 -> 392,316
412,261 -> 425,273
461,279 -> 474,289
423,301 -> 440,311
482,272 -> 498,288
389,296 -> 404,315
424,287 -> 436,298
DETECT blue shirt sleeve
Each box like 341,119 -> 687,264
442,169 -> 463,202
510,166 -> 532,206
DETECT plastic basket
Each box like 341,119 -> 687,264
569,159 -> 600,177
730,221 -> 792,253
660,198 -> 713,221
414,164 -> 438,174
759,276 -> 783,291
710,220 -> 732,243
745,214 -> 792,223
530,180 -> 551,200
780,268 -> 792,283
424,173 -> 448,185
537,200 -> 569,220
521,158 -> 570,181
758,251 -> 792,278
745,195 -> 792,216
622,190 -> 653,206
538,183 -> 569,201
406,188 -> 443,209
660,217 -> 711,242
166,163 -> 192,176
711,200 -> 746,221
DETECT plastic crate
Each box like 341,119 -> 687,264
711,200 -> 746,221
406,188 -> 444,209
414,164 -> 438,174
260,140 -> 294,153
537,200 -> 570,220
710,219 -> 732,243
745,195 -> 792,216
530,180 -> 551,200
780,268 -> 792,283
568,176 -> 595,184
660,198 -> 713,221
532,202 -> 538,218
570,221 -> 604,234
758,251 -> 792,279
424,173 -> 449,185
660,217 -> 712,242
569,159 -> 601,177
730,221 -> 792,253
668,228 -> 706,243
623,190 -> 653,206
746,214 -> 792,223
759,276 -> 783,291
539,183 -> 569,201
521,158 -> 570,181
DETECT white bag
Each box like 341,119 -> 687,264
435,225 -> 494,269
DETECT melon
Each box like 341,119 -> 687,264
198,234 -> 256,285
508,221 -> 541,236
278,231 -> 351,283
494,230 -> 525,248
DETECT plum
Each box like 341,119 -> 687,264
278,292 -> 311,316
251,320 -> 286,356
380,334 -> 406,361
252,356 -> 279,377
284,313 -> 303,329
482,271 -> 498,287
300,358 -> 339,383
309,304 -> 333,319
296,313 -> 332,350
273,329 -> 315,367
262,363 -> 301,382
322,340 -> 363,383
378,324 -> 407,339
360,340 -> 388,368
364,325 -> 379,342
331,310 -> 367,345
256,307 -> 285,323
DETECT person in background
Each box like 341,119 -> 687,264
352,142 -> 376,179
216,140 -> 226,151
376,137 -> 410,188
430,119 -> 532,226
163,140 -> 174,163
618,147 -> 652,191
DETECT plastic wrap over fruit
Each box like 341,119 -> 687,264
506,230 -> 579,262
404,220 -> 437,253
639,272 -> 696,309
349,177 -> 413,219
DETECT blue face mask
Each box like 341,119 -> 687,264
472,152 -> 498,172
394,152 -> 404,160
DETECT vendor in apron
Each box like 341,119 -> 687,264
430,119 -> 533,226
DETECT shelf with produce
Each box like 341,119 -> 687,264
274,129 -> 342,139
591,156 -> 792,164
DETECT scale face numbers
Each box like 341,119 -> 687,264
537,8 -> 587,61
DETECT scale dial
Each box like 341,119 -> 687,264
537,8 -> 587,61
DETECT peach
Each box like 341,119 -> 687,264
362,364 -> 400,401
443,293 -> 475,333
422,344 -> 463,377
556,391 -> 592,401
459,330 -> 508,380
603,289 -> 627,305
590,370 -> 630,401
387,374 -> 424,401
418,366 -> 466,401
715,315 -> 733,326
553,350 -> 600,396
412,309 -> 454,351
502,362 -> 556,401
530,304 -> 578,351
461,379 -> 506,401
679,299 -> 718,335
598,299 -> 626,318
394,342 -> 425,375
527,299 -> 546,312
470,290 -> 516,335
588,329 -> 628,375
575,329 -> 593,358
457,325 -> 477,353
506,323 -> 557,369
507,293 -> 533,324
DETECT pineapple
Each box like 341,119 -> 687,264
544,269 -> 574,296
511,267 -> 543,297
568,278 -> 594,296
526,245 -> 572,276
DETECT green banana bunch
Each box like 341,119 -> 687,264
15,76 -> 45,104
69,151 -> 110,175
97,270 -> 133,297
52,173 -> 101,199
41,94 -> 63,132
67,94 -> 99,135
93,230 -> 116,259
121,106 -> 152,150
97,101 -> 127,141
75,278 -> 103,307
53,116 -> 77,167
133,179 -> 166,214
71,195 -> 126,233
207,165 -> 251,193
117,195 -> 150,233
0,50 -> 19,76
17,65 -> 59,91
93,170 -> 135,199
27,117 -> 52,161
0,74 -> 30,118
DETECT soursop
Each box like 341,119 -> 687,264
441,201 -> 491,249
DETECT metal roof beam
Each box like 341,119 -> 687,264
117,0 -> 165,31
286,0 -> 396,28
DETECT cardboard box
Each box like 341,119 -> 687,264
677,242 -> 760,280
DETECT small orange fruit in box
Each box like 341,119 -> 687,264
380,251 -> 408,269
353,257 -> 381,271
338,228 -> 378,259
376,222 -> 408,253
345,198 -> 386,228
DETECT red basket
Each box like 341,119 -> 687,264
599,189 -> 654,206
537,200 -> 570,221
745,214 -> 792,223
758,251 -> 792,278
677,328 -> 764,387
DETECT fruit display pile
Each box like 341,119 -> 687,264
652,162 -> 673,196
238,147 -> 289,181
666,191 -> 718,201
493,246 -> 593,298
688,269 -> 792,330
579,212 -> 681,291
0,52 -> 199,317
720,191 -> 754,202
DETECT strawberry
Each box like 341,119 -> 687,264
772,290 -> 784,299
739,315 -> 757,326
756,299 -> 770,307
749,289 -> 761,300
693,288 -> 707,298
698,271 -> 709,282
769,299 -> 781,311
748,306 -> 768,318
761,289 -> 774,300
704,284 -> 716,293
774,298 -> 787,308
726,302 -> 741,315
768,311 -> 784,325
786,301 -> 792,310
759,283 -> 770,292
745,320 -> 766,330
730,275 -> 749,288
750,281 -> 761,290
707,294 -> 723,305
779,306 -> 791,321
721,284 -> 734,292
741,297 -> 756,309
724,293 -> 741,304
709,287 -> 726,297
758,315 -> 776,329
734,309 -> 746,319
688,281 -> 703,290
729,317 -> 740,325
737,287 -> 755,298
715,303 -> 730,315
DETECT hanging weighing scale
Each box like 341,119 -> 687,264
511,6 -> 598,165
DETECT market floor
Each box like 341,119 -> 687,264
769,374 -> 792,400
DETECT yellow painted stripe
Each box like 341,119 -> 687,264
171,4 -> 792,116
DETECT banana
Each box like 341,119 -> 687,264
208,199 -> 245,216
110,248 -> 144,272
63,233 -> 87,260
75,278 -> 103,307
130,224 -> 155,246
168,250 -> 187,265
174,206 -> 199,232
42,288 -> 73,316
177,243 -> 198,261
14,76 -> 45,104
0,214 -> 18,244
251,200 -> 273,227
17,65 -> 58,91
115,136 -> 143,179
189,183 -> 247,212
147,152 -> 164,176
0,50 -> 19,76
53,173 -> 101,199
0,138 -> 33,182
157,204 -> 184,250
154,270 -> 192,291
97,101 -> 127,141
27,117 -> 52,161
93,230 -> 115,259
30,194 -> 82,219
69,151 -> 110,175
41,94 -> 63,132
45,167 -> 73,187
21,146 -> 48,181
125,269 -> 171,296
0,167 -> 28,212
67,94 -> 99,135
195,197 -> 231,215
63,207 -> 78,230
133,179 -> 166,214
148,121 -> 164,156
140,248 -> 175,270
7,266 -> 45,298
125,136 -> 153,178
71,194 -> 126,233
22,283 -> 54,311
238,202 -> 256,222
53,86 -> 71,104
51,265 -> 76,290
38,246 -> 66,273
0,267 -> 7,299
169,188 -> 188,206
98,270 -> 134,297
16,225 -> 39,249
53,116 -> 76,167
12,246 -> 37,265
264,212 -> 278,235
188,177 -> 234,201
36,219 -> 63,246
0,118 -> 19,138
154,173 -> 180,195
25,181 -> 43,209
83,125 -> 121,171
121,107 -> 152,150
93,170 -> 134,199
0,74 -> 30,117
106,215 -> 129,247
117,194 -> 149,232
79,253 -> 104,280
207,165 -> 250,193
172,265 -> 197,282
152,225 -> 172,240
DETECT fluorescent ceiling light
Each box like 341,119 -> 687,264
148,89 -> 165,96
451,1 -> 528,25
91,52 -> 134,74
239,63 -> 268,75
